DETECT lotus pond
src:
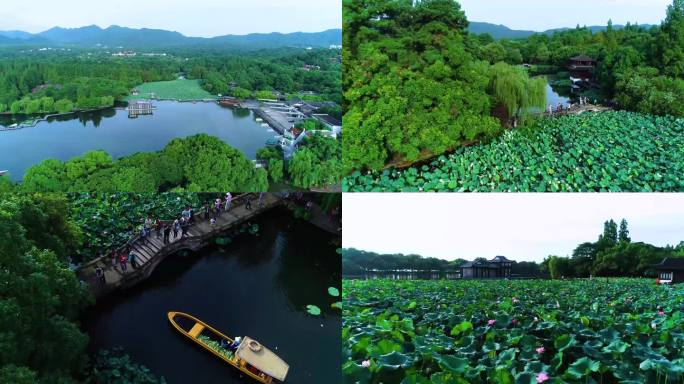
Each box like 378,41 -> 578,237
342,279 -> 684,383
343,112 -> 684,192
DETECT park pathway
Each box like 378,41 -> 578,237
78,193 -> 283,297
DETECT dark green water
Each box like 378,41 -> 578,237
0,101 -> 276,181
83,207 -> 341,383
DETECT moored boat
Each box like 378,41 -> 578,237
167,311 -> 289,383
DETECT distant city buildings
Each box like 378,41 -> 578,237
112,51 -> 137,57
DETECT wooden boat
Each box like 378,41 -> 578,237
167,311 -> 289,383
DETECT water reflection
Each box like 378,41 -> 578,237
83,207 -> 341,384
0,101 -> 273,181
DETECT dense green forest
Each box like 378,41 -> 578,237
477,1 -> 684,116
0,47 -> 341,114
543,219 -> 684,278
342,0 -> 684,174
0,194 -> 164,383
343,219 -> 684,279
257,133 -> 342,190
342,249 -> 541,277
0,133 -> 341,192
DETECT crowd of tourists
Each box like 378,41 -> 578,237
95,193 -> 264,285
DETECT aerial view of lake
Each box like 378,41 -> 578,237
0,101 -> 275,181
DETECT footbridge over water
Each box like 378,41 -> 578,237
77,193 -> 284,298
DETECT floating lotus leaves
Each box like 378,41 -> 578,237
554,333 -> 577,352
566,357 -> 600,379
305,305 -> 321,316
342,279 -> 684,383
434,354 -> 469,375
450,321 -> 473,336
328,287 -> 340,297
368,339 -> 402,358
345,111 -> 684,192
341,360 -> 371,383
377,351 -> 412,370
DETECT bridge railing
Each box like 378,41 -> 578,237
80,193 -> 256,270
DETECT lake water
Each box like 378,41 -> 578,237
545,75 -> 571,108
82,207 -> 341,384
0,101 -> 276,181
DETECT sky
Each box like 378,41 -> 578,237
458,0 -> 670,31
343,194 -> 684,263
0,0 -> 341,37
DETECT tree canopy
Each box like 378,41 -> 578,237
343,0 -> 501,173
19,134 -> 267,192
543,218 -> 681,278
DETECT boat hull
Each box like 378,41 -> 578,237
167,311 -> 274,383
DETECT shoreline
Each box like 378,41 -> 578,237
0,106 -> 115,131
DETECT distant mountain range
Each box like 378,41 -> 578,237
0,25 -> 342,50
468,21 -> 657,40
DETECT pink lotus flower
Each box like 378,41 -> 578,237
658,311 -> 665,316
512,297 -> 519,303
536,372 -> 550,383
512,319 -> 518,325
361,360 -> 370,368
536,346 -> 545,354
488,319 -> 496,326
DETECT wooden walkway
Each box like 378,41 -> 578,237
78,193 -> 283,297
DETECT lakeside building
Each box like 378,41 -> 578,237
653,258 -> 684,284
568,54 -> 596,91
313,114 -> 342,138
460,256 -> 514,279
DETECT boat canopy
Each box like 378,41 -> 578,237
236,337 -> 289,381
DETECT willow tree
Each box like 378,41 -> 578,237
488,62 -> 546,127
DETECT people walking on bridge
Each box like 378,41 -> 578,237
180,218 -> 189,238
215,198 -> 222,215
203,203 -> 210,220
246,197 -> 252,210
181,207 -> 191,222
163,223 -> 171,244
128,251 -> 138,269
139,225 -> 149,245
225,192 -> 232,212
258,192 -> 263,207
119,254 -> 128,273
144,216 -> 153,231
173,219 -> 180,239
95,267 -> 106,285
155,218 -> 163,239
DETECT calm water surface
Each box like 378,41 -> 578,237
83,208 -> 341,384
545,75 -> 572,108
0,101 -> 276,181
